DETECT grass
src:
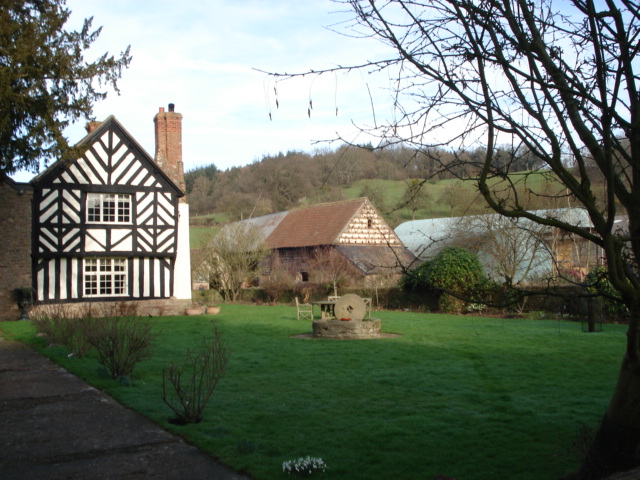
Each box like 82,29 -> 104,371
0,305 -> 626,480
190,225 -> 219,249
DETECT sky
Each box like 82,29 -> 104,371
11,0 -> 398,182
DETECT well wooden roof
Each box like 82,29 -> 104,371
264,198 -> 369,249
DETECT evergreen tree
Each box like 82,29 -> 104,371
0,0 -> 131,175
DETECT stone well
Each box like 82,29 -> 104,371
312,294 -> 382,339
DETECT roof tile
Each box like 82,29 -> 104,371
265,198 -> 366,248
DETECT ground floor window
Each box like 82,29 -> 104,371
84,257 -> 127,297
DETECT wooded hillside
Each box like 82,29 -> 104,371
186,143 -> 608,230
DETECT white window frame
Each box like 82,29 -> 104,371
86,193 -> 131,224
84,258 -> 128,297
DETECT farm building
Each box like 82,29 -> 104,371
395,208 -> 608,284
236,197 -> 417,287
0,104 -> 191,320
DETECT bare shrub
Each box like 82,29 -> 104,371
31,305 -> 93,358
293,282 -> 316,303
261,269 -> 296,303
162,324 -> 230,424
87,315 -> 158,379
308,247 -> 359,296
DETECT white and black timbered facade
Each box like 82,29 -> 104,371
32,116 -> 184,304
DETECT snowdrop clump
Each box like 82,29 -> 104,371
282,456 -> 327,476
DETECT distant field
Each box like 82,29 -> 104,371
190,212 -> 230,225
190,226 -> 217,249
189,212 -> 228,249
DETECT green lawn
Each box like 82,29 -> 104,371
0,305 -> 626,480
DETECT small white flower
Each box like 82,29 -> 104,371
282,456 -> 327,476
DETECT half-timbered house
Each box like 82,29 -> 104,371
26,104 -> 191,316
238,198 -> 416,286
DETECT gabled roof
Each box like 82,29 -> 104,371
30,116 -> 184,196
231,197 -> 416,275
263,198 -> 373,249
240,211 -> 289,242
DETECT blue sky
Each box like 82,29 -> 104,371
12,0 -> 396,181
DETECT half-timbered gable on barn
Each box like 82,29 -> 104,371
242,198 -> 415,285
30,109 -> 190,313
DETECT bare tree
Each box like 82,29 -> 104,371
267,1 -> 640,476
188,175 -> 214,215
451,214 -> 550,285
308,247 -> 359,296
437,181 -> 483,216
198,223 -> 269,302
399,179 -> 430,220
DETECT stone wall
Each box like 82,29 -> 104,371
0,180 -> 33,322
29,297 -> 192,319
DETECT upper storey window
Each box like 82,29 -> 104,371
87,193 -> 131,224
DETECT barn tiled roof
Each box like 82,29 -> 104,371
264,198 -> 367,249
336,245 -> 418,274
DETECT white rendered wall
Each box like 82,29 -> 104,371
173,202 -> 192,299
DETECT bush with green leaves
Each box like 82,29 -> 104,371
399,260 -> 432,292
403,247 -> 486,313
585,266 -> 629,319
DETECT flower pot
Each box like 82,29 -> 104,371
206,306 -> 221,315
185,307 -> 203,315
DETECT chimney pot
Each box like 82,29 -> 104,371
169,103 -> 175,112
85,121 -> 102,134
159,107 -> 165,113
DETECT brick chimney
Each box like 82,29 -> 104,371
154,103 -> 186,198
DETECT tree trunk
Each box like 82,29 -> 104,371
587,300 -> 596,333
580,354 -> 640,479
